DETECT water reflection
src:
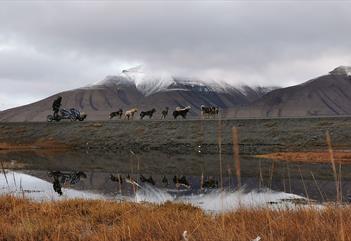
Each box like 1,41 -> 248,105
45,170 -> 222,196
0,149 -> 350,202
2,170 -> 314,212
140,174 -> 156,186
48,171 -> 87,195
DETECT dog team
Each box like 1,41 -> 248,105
109,105 -> 219,120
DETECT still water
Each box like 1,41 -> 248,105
0,149 -> 348,211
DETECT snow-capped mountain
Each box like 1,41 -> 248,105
91,66 -> 257,96
4,65 -> 351,121
92,66 -> 175,96
0,67 -> 274,121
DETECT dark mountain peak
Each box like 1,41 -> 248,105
167,78 -> 214,93
95,75 -> 136,88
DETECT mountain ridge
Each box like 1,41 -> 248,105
2,66 -> 351,121
0,68 -> 274,121
228,66 -> 351,117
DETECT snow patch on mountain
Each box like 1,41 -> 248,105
89,66 -> 276,97
92,66 -> 174,95
98,75 -> 135,87
330,66 -> 351,76
172,78 -> 237,93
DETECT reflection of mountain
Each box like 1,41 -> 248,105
0,66 -> 274,121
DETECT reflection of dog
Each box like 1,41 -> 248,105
109,109 -> 123,119
110,174 -> 123,184
162,175 -> 169,186
140,108 -> 156,119
161,107 -> 169,119
173,106 -> 191,119
125,174 -> 141,188
201,177 -> 218,189
125,108 -> 138,120
69,171 -> 87,184
140,175 -> 155,185
173,175 -> 190,187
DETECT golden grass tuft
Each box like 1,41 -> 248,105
1,195 -> 351,240
256,151 -> 351,164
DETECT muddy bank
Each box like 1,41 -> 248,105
0,117 -> 351,155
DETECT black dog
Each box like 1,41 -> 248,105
140,174 -> 155,185
109,109 -> 123,119
140,108 -> 156,119
173,106 -> 191,119
161,107 -> 169,119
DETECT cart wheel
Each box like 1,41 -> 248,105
47,115 -> 53,122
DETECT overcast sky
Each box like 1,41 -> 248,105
1,1 -> 351,110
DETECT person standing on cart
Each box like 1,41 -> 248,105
52,96 -> 62,119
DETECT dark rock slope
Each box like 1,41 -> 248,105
230,66 -> 351,117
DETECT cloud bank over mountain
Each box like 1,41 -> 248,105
0,1 -> 351,109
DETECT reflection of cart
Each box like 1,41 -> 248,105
47,108 -> 87,122
48,171 -> 87,185
48,171 -> 87,196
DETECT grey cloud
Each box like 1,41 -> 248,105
0,1 -> 351,109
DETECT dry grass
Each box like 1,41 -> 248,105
256,151 -> 351,164
232,127 -> 241,188
0,138 -> 70,151
1,196 -> 351,241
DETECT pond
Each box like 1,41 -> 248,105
0,149 -> 348,211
